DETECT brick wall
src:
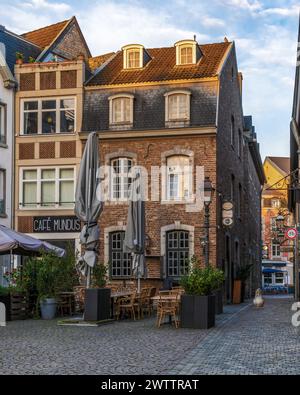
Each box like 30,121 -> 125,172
97,135 -> 217,278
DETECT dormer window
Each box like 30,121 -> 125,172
175,39 -> 201,66
122,44 -> 144,69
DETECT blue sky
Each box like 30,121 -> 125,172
0,0 -> 299,160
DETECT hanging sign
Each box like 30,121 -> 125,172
222,201 -> 234,227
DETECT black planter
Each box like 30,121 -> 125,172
0,294 -> 11,321
181,294 -> 215,329
214,289 -> 223,315
84,288 -> 111,321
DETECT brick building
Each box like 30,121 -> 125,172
11,17 -> 264,301
82,38 -> 265,300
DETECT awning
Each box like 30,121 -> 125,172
262,268 -> 287,274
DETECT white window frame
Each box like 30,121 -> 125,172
110,157 -> 133,201
164,90 -> 191,123
20,97 -> 76,135
175,40 -> 197,65
271,199 -> 281,208
0,102 -> 7,146
271,241 -> 281,258
122,44 -> 144,69
165,155 -> 192,202
19,166 -> 76,210
108,94 -> 134,126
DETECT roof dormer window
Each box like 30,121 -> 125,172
175,39 -> 201,66
122,44 -> 145,69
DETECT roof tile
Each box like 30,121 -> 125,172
87,42 -> 231,86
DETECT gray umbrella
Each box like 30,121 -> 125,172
74,132 -> 103,287
123,168 -> 145,293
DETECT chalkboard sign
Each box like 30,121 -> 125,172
33,216 -> 81,233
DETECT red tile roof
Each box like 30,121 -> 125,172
21,19 -> 70,49
88,52 -> 115,71
87,42 -> 231,86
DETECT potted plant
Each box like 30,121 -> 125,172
84,262 -> 111,321
15,52 -> 24,65
180,265 -> 224,329
28,56 -> 35,63
36,252 -> 58,320
234,263 -> 253,304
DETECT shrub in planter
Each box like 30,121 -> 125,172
180,265 -> 224,329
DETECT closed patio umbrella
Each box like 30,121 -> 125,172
0,225 -> 65,257
124,168 -> 146,293
74,132 -> 103,287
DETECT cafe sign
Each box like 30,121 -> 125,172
33,216 -> 81,233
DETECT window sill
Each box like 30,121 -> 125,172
0,213 -> 7,218
19,132 -> 76,137
161,199 -> 192,205
109,123 -> 133,131
165,120 -> 190,128
0,142 -> 8,148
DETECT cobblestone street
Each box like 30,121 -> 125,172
0,296 -> 299,375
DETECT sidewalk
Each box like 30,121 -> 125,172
169,296 -> 300,375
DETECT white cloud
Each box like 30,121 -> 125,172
221,0 -> 262,12
201,17 -> 225,28
260,5 -> 299,17
79,2 -> 210,54
23,0 -> 71,13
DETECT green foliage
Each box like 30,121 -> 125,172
91,263 -> 107,288
15,51 -> 24,60
180,265 -> 224,296
235,263 -> 253,282
28,56 -> 35,63
0,285 -> 10,296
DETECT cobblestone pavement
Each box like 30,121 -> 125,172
169,296 -> 300,375
0,297 -> 298,374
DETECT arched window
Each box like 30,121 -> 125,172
110,157 -> 133,200
109,231 -> 132,278
109,94 -> 134,126
179,46 -> 193,64
166,155 -> 191,200
166,230 -> 190,277
167,93 -> 190,121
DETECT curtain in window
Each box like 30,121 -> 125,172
168,94 -> 188,120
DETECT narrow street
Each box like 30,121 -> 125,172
1,296 -> 299,375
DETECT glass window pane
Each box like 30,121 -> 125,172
41,169 -> 55,179
41,181 -> 55,206
60,169 -> 74,179
60,110 -> 74,133
60,180 -> 74,206
23,170 -> 37,180
23,182 -> 37,206
127,50 -> 140,68
42,111 -> 56,134
0,171 -> 5,214
112,99 -> 122,123
42,100 -> 56,109
24,101 -> 38,111
60,99 -> 75,109
24,112 -> 38,134
0,105 -> 5,144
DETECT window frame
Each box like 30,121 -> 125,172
0,169 -> 6,217
164,90 -> 191,125
166,230 -> 190,278
19,166 -> 76,210
271,241 -> 281,258
20,97 -> 76,135
109,231 -> 132,279
0,102 -> 7,146
122,45 -> 144,69
108,94 -> 134,127
165,155 -> 192,202
110,157 -> 133,201
175,40 -> 197,65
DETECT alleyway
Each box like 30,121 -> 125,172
0,296 -> 299,375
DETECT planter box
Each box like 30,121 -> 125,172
0,292 -> 28,321
214,289 -> 223,315
84,288 -> 111,321
181,294 -> 215,329
0,294 -> 11,321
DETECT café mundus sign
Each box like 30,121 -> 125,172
33,216 -> 81,233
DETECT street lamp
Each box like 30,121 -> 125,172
203,177 -> 215,267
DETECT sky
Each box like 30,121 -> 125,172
0,0 -> 299,160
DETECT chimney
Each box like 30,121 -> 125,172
193,34 -> 196,41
